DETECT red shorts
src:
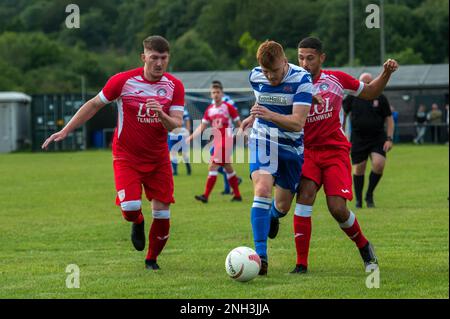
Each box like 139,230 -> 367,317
301,147 -> 353,200
211,138 -> 233,167
113,159 -> 174,206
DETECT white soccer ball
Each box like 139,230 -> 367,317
225,246 -> 261,282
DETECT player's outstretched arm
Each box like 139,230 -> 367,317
41,95 -> 106,150
186,122 -> 208,144
359,59 -> 399,100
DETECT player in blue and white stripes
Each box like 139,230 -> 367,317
168,108 -> 192,175
240,40 -> 313,275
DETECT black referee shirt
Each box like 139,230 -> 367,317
343,94 -> 392,139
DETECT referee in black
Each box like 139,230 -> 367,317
343,73 -> 395,208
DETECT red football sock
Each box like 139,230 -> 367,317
204,173 -> 218,198
121,210 -> 144,224
294,215 -> 312,267
147,218 -> 170,261
227,172 -> 241,197
340,212 -> 368,249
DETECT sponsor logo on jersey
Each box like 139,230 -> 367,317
341,189 -> 351,194
137,103 -> 160,124
373,99 -> 379,107
258,95 -> 288,105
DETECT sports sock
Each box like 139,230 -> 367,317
366,171 -> 382,198
204,171 -> 218,198
353,174 -> 364,203
121,209 -> 144,225
251,196 -> 272,259
293,204 -> 312,267
339,211 -> 368,249
218,166 -> 230,193
171,159 -> 178,175
270,200 -> 287,219
227,171 -> 241,197
147,210 -> 170,261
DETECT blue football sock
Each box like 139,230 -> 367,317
251,196 -> 272,259
218,167 -> 230,193
171,161 -> 178,175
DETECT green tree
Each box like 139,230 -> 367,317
170,30 -> 217,71
389,47 -> 424,65
238,32 -> 261,69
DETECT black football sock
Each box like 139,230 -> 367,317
366,171 -> 382,198
353,174 -> 364,203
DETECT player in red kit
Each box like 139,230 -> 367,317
187,83 -> 242,203
42,36 -> 185,271
289,37 -> 399,274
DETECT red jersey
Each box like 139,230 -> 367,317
99,67 -> 185,163
304,70 -> 364,149
202,102 -> 240,141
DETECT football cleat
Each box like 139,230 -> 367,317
365,194 -> 375,208
231,196 -> 242,202
145,259 -> 161,270
290,264 -> 308,274
268,217 -> 280,239
195,194 -> 208,203
258,258 -> 268,276
131,221 -> 145,251
355,200 -> 362,209
359,241 -> 378,271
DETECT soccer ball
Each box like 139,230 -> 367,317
225,246 -> 261,282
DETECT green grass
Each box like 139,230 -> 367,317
0,145 -> 448,299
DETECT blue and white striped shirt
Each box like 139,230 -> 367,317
249,63 -> 313,154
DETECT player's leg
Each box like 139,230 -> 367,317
250,170 -> 275,275
351,141 -> 370,209
291,177 -> 319,274
365,150 -> 386,208
268,150 -> 303,239
218,166 -> 231,194
180,136 -> 191,175
195,163 -> 220,203
142,161 -> 175,270
322,150 -> 377,270
223,163 -> 242,201
113,161 -> 146,251
168,135 -> 179,176
291,149 -> 321,274
145,200 -> 171,270
268,185 -> 295,239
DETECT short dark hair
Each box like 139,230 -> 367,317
211,80 -> 223,89
143,35 -> 170,53
298,37 -> 323,53
211,83 -> 223,91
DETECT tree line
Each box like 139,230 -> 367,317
0,0 -> 447,93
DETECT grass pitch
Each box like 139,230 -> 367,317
0,145 -> 448,298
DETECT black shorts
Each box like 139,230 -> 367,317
350,135 -> 386,165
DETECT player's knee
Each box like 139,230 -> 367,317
329,205 -> 348,223
254,185 -> 272,198
275,200 -> 291,214
298,191 -> 315,205
372,162 -> 385,174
